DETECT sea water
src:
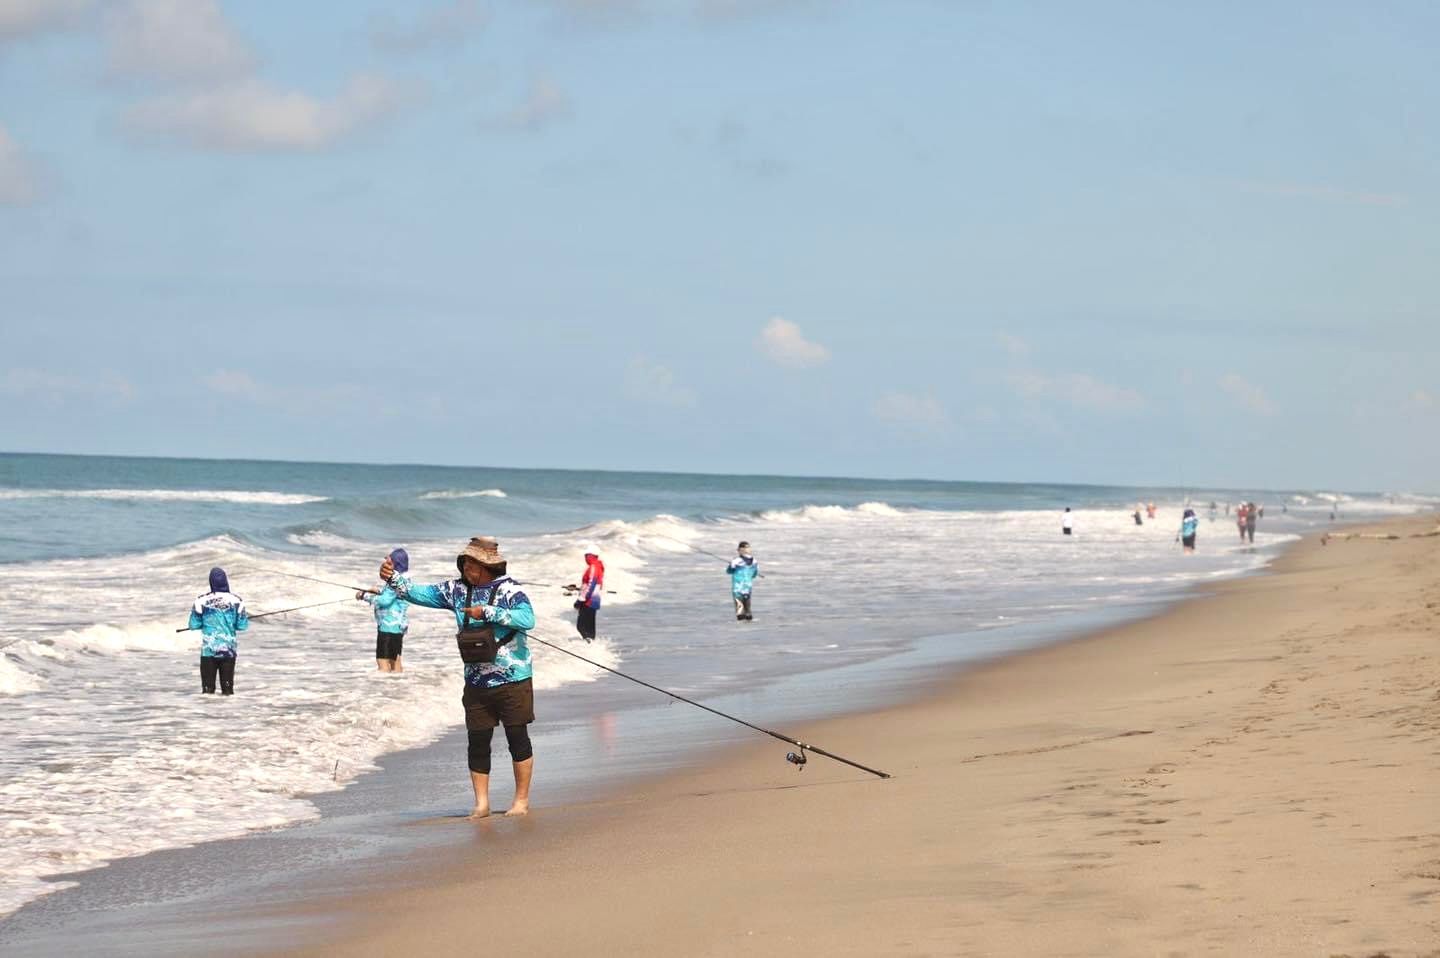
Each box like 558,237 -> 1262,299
0,452 -> 1432,918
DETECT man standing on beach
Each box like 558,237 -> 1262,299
1062,507 -> 1074,536
188,567 -> 248,695
727,541 -> 759,621
1245,502 -> 1258,544
381,538 -> 537,818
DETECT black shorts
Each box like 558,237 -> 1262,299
462,678 -> 535,731
1182,534 -> 1196,548
376,631 -> 405,660
1062,527 -> 1073,535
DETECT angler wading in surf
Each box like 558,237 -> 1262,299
188,567 -> 248,695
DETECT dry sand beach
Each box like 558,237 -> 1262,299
264,516 -> 1440,957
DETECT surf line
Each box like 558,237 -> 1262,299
173,596 -> 356,633
526,631 -> 889,780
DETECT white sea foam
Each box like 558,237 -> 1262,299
0,492 -> 1415,919
0,527 -> 644,917
0,488 -> 327,505
419,489 -> 507,500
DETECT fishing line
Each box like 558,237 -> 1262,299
173,596 -> 356,633
256,568 -> 378,594
524,631 -> 890,779
649,533 -> 767,577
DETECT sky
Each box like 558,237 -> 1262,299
1,0 -> 1436,492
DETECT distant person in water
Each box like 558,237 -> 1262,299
1179,508 -> 1199,554
1236,503 -> 1249,542
727,541 -> 759,621
189,567 -> 248,695
568,549 -> 604,642
381,537 -> 536,818
1133,507 -> 1143,526
358,547 -> 409,672
1062,507 -> 1074,536
1146,502 -> 1157,519
1245,502 -> 1258,544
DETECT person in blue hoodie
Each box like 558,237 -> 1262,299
188,567 -> 249,695
1179,508 -> 1200,555
358,547 -> 410,672
726,541 -> 759,621
379,537 -> 537,818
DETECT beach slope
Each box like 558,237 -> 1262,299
283,518 -> 1440,957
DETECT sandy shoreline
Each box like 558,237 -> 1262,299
255,515 -> 1440,957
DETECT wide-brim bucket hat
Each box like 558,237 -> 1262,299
456,536 -> 506,574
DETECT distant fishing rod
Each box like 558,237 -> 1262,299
525,632 -> 889,779
174,596 -> 356,632
257,569 -> 378,594
650,533 -> 766,577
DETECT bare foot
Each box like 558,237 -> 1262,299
504,801 -> 529,817
468,805 -> 491,819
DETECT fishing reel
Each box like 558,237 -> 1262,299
785,748 -> 808,770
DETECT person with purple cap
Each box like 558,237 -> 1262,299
358,548 -> 410,673
187,567 -> 249,695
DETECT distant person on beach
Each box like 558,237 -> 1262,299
1146,502 -> 1157,519
381,537 -> 537,818
1245,502 -> 1258,544
1236,503 -> 1248,542
1062,507 -> 1074,536
1179,508 -> 1199,554
1133,507 -> 1143,526
727,541 -> 759,621
188,566 -> 248,695
568,549 -> 604,642
358,547 -> 409,673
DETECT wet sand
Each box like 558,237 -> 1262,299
260,515 -> 1440,957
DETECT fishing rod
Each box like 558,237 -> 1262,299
649,533 -> 766,577
173,596 -> 356,633
257,569 -> 378,594
526,581 -> 617,595
525,632 -> 890,780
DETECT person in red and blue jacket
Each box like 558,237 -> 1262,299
569,550 -> 604,641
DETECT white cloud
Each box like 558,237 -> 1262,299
624,357 -> 695,407
0,126 -> 41,205
1218,373 -> 1275,416
996,332 -> 1029,357
203,369 -> 367,413
204,369 -> 266,402
757,317 -> 829,368
106,0 -> 253,82
1008,370 -> 1144,413
0,0 -> 94,41
124,74 -> 410,152
490,77 -> 571,133
372,0 -> 488,53
1235,178 -> 1406,209
695,0 -> 819,21
872,392 -> 949,435
3,367 -> 134,404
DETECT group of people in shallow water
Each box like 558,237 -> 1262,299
184,538 -> 761,817
1060,498 -> 1267,557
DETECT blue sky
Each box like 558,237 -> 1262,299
1,0 -> 1436,491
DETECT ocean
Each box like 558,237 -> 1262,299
0,451 -> 1433,920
